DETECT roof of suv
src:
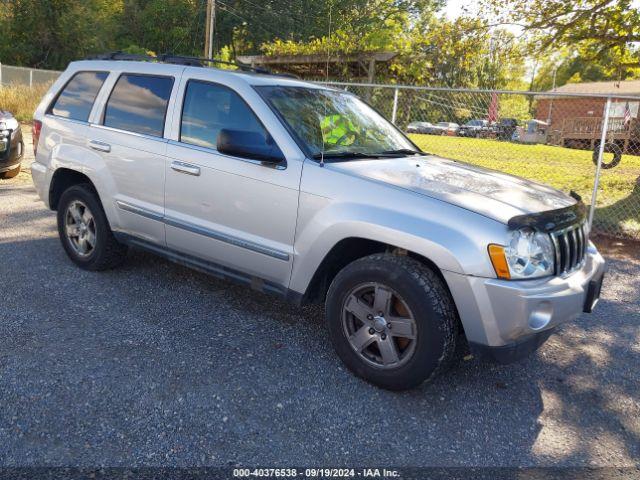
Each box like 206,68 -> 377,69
68,59 -> 326,90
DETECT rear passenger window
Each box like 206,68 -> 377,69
103,74 -> 174,137
180,80 -> 266,149
50,71 -> 108,121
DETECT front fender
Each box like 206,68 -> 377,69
289,192 -> 505,294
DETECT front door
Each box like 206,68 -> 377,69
164,78 -> 300,289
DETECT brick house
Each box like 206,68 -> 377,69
535,80 -> 640,153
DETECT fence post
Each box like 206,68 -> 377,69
588,96 -> 612,232
391,87 -> 399,124
0,62 -> 2,87
29,69 -> 33,88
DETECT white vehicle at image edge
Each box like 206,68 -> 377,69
30,55 -> 606,390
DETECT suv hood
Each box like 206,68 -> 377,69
328,155 -> 576,225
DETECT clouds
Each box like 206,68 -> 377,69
51,72 -> 108,121
104,75 -> 173,137
106,75 -> 173,121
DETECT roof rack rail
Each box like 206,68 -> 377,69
85,51 -> 297,78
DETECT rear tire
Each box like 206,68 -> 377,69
57,184 -> 128,271
326,254 -> 458,390
0,165 -> 20,179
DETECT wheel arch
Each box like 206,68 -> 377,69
49,168 -> 98,211
300,236 -> 452,305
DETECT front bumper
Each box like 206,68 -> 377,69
0,162 -> 21,173
443,245 -> 606,363
0,128 -> 23,172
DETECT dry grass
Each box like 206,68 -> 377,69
0,83 -> 51,122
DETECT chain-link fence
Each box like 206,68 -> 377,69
0,63 -> 61,87
1,63 -> 638,239
321,82 -> 640,241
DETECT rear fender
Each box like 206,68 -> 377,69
48,144 -> 120,225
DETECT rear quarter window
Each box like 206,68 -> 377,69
50,71 -> 108,122
103,74 -> 174,137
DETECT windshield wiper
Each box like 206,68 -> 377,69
379,148 -> 424,156
311,151 -> 393,160
311,149 -> 425,161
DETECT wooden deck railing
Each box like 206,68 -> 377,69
561,117 -> 638,138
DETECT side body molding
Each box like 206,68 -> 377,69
115,200 -> 290,261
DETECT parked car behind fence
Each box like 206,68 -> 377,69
458,119 -> 491,138
496,118 -> 519,140
429,121 -> 460,136
406,121 -> 433,134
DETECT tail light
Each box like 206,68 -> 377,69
32,120 -> 42,155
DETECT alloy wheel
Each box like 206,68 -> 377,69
341,282 -> 418,369
64,200 -> 97,257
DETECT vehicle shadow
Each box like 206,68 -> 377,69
0,130 -> 637,463
594,176 -> 640,237
0,234 -> 637,466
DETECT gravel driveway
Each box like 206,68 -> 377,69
0,143 -> 639,468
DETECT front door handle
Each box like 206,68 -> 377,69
171,161 -> 201,176
88,140 -> 111,153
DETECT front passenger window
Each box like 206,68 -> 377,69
180,80 -> 267,150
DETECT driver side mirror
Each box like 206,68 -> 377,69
217,129 -> 285,165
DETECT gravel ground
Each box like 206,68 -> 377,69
0,139 -> 639,467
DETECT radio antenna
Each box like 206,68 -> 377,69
320,2 -> 333,168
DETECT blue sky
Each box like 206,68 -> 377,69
444,0 -> 476,19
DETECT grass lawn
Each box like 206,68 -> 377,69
409,134 -> 640,239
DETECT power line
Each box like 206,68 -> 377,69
233,0 -> 323,25
217,0 -> 286,40
172,0 -> 207,54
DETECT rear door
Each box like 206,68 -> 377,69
38,70 -> 109,179
88,66 -> 182,245
163,73 -> 303,289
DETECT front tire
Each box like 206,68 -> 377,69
57,184 -> 128,271
326,254 -> 458,390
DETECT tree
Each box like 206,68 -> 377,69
398,17 -> 525,89
531,46 -> 640,92
0,0 -> 123,69
259,12 -> 526,89
481,0 -> 640,68
116,0 -> 203,56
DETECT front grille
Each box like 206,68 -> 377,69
550,222 -> 588,275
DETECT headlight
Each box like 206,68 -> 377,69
489,228 -> 555,280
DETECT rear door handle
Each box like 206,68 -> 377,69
171,161 -> 200,176
88,140 -> 111,153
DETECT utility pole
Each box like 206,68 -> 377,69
204,0 -> 215,59
547,66 -> 558,125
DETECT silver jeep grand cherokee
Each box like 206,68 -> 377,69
31,55 -> 606,390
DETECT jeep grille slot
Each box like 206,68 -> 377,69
551,223 -> 587,275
